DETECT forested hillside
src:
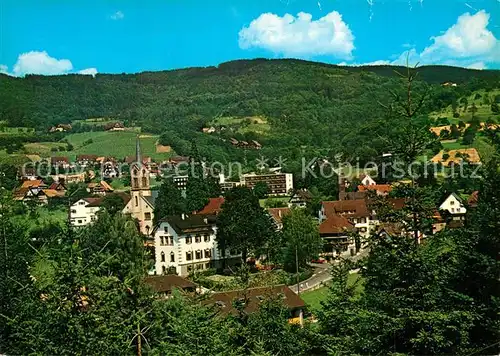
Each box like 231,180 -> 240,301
1,58 -> 499,164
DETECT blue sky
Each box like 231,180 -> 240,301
1,0 -> 499,76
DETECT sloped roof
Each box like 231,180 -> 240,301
319,214 -> 354,235
42,189 -> 65,198
144,275 -> 196,293
468,191 -> 479,208
76,154 -> 98,161
204,285 -> 305,316
322,199 -> 370,218
268,207 -> 291,225
358,184 -> 392,194
21,179 -> 46,188
197,197 -> 225,215
156,214 -> 217,235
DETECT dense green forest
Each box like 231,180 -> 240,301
1,59 -> 499,166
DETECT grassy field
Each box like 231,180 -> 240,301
430,88 -> 500,124
10,206 -> 67,231
0,126 -> 35,134
25,131 -> 174,161
301,272 -> 363,313
259,196 -> 290,207
209,116 -> 271,135
439,136 -> 495,162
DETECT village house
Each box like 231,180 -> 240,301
70,194 -> 130,227
86,181 -> 114,195
357,184 -> 392,196
202,126 -> 216,134
70,198 -> 102,226
203,285 -> 306,326
49,124 -> 72,132
104,122 -> 125,131
268,207 -> 291,231
76,154 -> 99,167
122,138 -> 157,235
319,214 -> 355,257
439,193 -> 467,226
52,173 -> 87,184
152,213 -> 241,276
359,173 -> 377,186
51,156 -> 71,170
288,189 -> 312,208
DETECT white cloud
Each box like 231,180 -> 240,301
239,11 -> 355,59
5,51 -> 97,76
338,59 -> 390,66
110,10 -> 124,20
12,51 -> 73,76
420,10 -> 497,61
343,10 -> 498,69
78,68 -> 98,76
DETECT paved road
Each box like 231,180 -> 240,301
290,248 -> 369,294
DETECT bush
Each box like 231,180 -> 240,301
453,112 -> 460,118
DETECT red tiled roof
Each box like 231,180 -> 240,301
197,197 -> 225,215
319,214 -> 354,235
358,184 -> 392,194
268,207 -> 291,225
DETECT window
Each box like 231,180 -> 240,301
77,220 -> 82,224
160,236 -> 165,245
360,217 -> 366,224
186,236 -> 192,244
204,235 -> 210,242
186,252 -> 192,261
91,216 -> 96,221
187,265 -> 193,272
135,196 -> 138,206
142,177 -> 147,187
170,252 -> 175,262
71,209 -> 76,214
161,252 -> 165,262
451,208 -> 455,212
204,249 -> 212,258
79,201 -> 85,205
133,178 -> 139,187
450,200 -> 455,205
164,226 -> 168,233
195,235 -> 201,243
205,262 -> 211,269
162,266 -> 166,274
145,212 -> 151,220
195,250 -> 202,260
169,236 -> 174,245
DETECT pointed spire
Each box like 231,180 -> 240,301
136,135 -> 142,166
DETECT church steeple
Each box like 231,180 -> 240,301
136,135 -> 142,167
130,135 -> 150,191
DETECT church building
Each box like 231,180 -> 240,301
122,137 -> 157,235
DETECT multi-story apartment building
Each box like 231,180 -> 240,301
153,214 -> 241,276
241,173 -> 293,196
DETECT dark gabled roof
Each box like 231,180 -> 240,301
267,207 -> 291,225
290,189 -> 312,202
322,199 -> 370,218
155,214 -> 217,235
203,285 -> 305,316
144,275 -> 196,293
